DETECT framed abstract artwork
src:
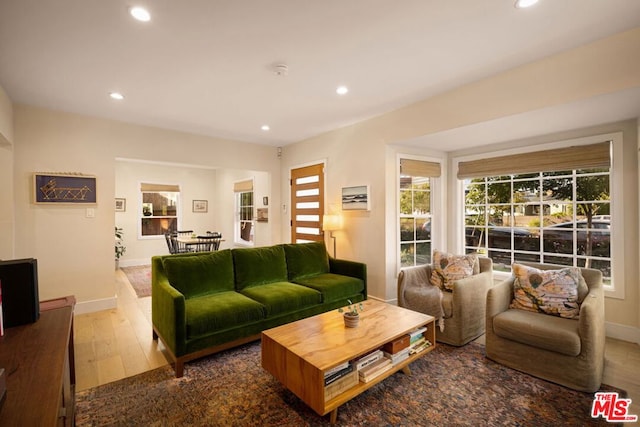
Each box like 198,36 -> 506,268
33,173 -> 97,204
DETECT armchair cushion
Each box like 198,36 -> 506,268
430,250 -> 478,291
510,263 -> 584,319
493,309 -> 581,356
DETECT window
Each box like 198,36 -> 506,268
399,158 -> 441,267
459,140 -> 614,285
234,179 -> 254,245
139,183 -> 180,237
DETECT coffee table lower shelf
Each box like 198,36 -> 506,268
322,348 -> 433,423
261,300 -> 435,424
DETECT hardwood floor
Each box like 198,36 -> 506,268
74,269 -> 168,391
74,270 -> 640,419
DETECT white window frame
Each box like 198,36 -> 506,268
138,183 -> 181,240
234,180 -> 254,247
396,153 -> 445,271
453,132 -> 624,299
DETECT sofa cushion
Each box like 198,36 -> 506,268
233,245 -> 288,290
493,309 -> 581,356
293,273 -> 364,303
283,242 -> 330,280
185,291 -> 266,339
430,250 -> 478,291
510,263 -> 582,319
239,282 -> 322,316
162,250 -> 234,298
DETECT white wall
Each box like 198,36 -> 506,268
0,84 -> 13,259
281,29 -> 640,335
115,160 -> 220,266
12,105 -> 282,312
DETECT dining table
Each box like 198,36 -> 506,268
175,234 -> 224,252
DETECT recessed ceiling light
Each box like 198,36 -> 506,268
336,86 -> 349,95
515,0 -> 539,8
109,92 -> 124,100
130,6 -> 151,22
261,125 -> 270,131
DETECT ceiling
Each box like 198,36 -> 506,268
1,0 -> 639,149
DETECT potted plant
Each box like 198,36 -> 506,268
338,299 -> 364,328
115,226 -> 126,269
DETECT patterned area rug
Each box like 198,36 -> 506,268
75,341 -> 622,426
120,265 -> 151,298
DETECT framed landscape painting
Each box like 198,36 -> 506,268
193,200 -> 208,213
342,185 -> 370,211
33,173 -> 97,204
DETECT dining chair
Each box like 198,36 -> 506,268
172,231 -> 192,254
164,232 -> 176,254
194,235 -> 219,252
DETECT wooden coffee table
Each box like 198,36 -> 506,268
261,299 -> 435,424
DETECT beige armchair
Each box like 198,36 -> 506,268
485,261 -> 605,392
398,257 -> 493,346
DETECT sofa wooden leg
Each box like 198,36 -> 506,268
152,329 -> 158,340
175,360 -> 184,378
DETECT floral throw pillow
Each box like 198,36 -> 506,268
430,250 -> 478,291
510,263 -> 582,319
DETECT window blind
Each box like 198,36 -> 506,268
233,179 -> 253,192
140,183 -> 180,192
400,159 -> 441,177
457,141 -> 610,179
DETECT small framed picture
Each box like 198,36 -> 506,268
193,200 -> 208,213
115,198 -> 126,212
257,208 -> 268,222
342,185 -> 370,211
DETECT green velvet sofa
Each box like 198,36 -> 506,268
152,242 -> 367,377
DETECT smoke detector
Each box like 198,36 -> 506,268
272,64 -> 289,76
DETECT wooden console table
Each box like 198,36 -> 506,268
0,295 -> 76,426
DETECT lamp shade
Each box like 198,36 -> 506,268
323,214 -> 342,231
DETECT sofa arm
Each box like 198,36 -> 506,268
397,264 -> 432,306
151,258 -> 187,356
450,270 -> 493,320
329,258 -> 367,296
486,277 -> 514,322
578,285 -> 605,355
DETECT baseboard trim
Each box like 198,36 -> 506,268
605,321 -> 640,344
74,296 -> 118,315
118,258 -> 151,268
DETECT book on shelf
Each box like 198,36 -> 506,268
383,347 -> 410,365
359,360 -> 394,383
324,364 -> 354,386
354,349 -> 383,371
409,326 -> 427,338
409,336 -> 426,349
409,339 -> 433,355
358,357 -> 392,379
324,370 -> 358,401
324,361 -> 350,378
